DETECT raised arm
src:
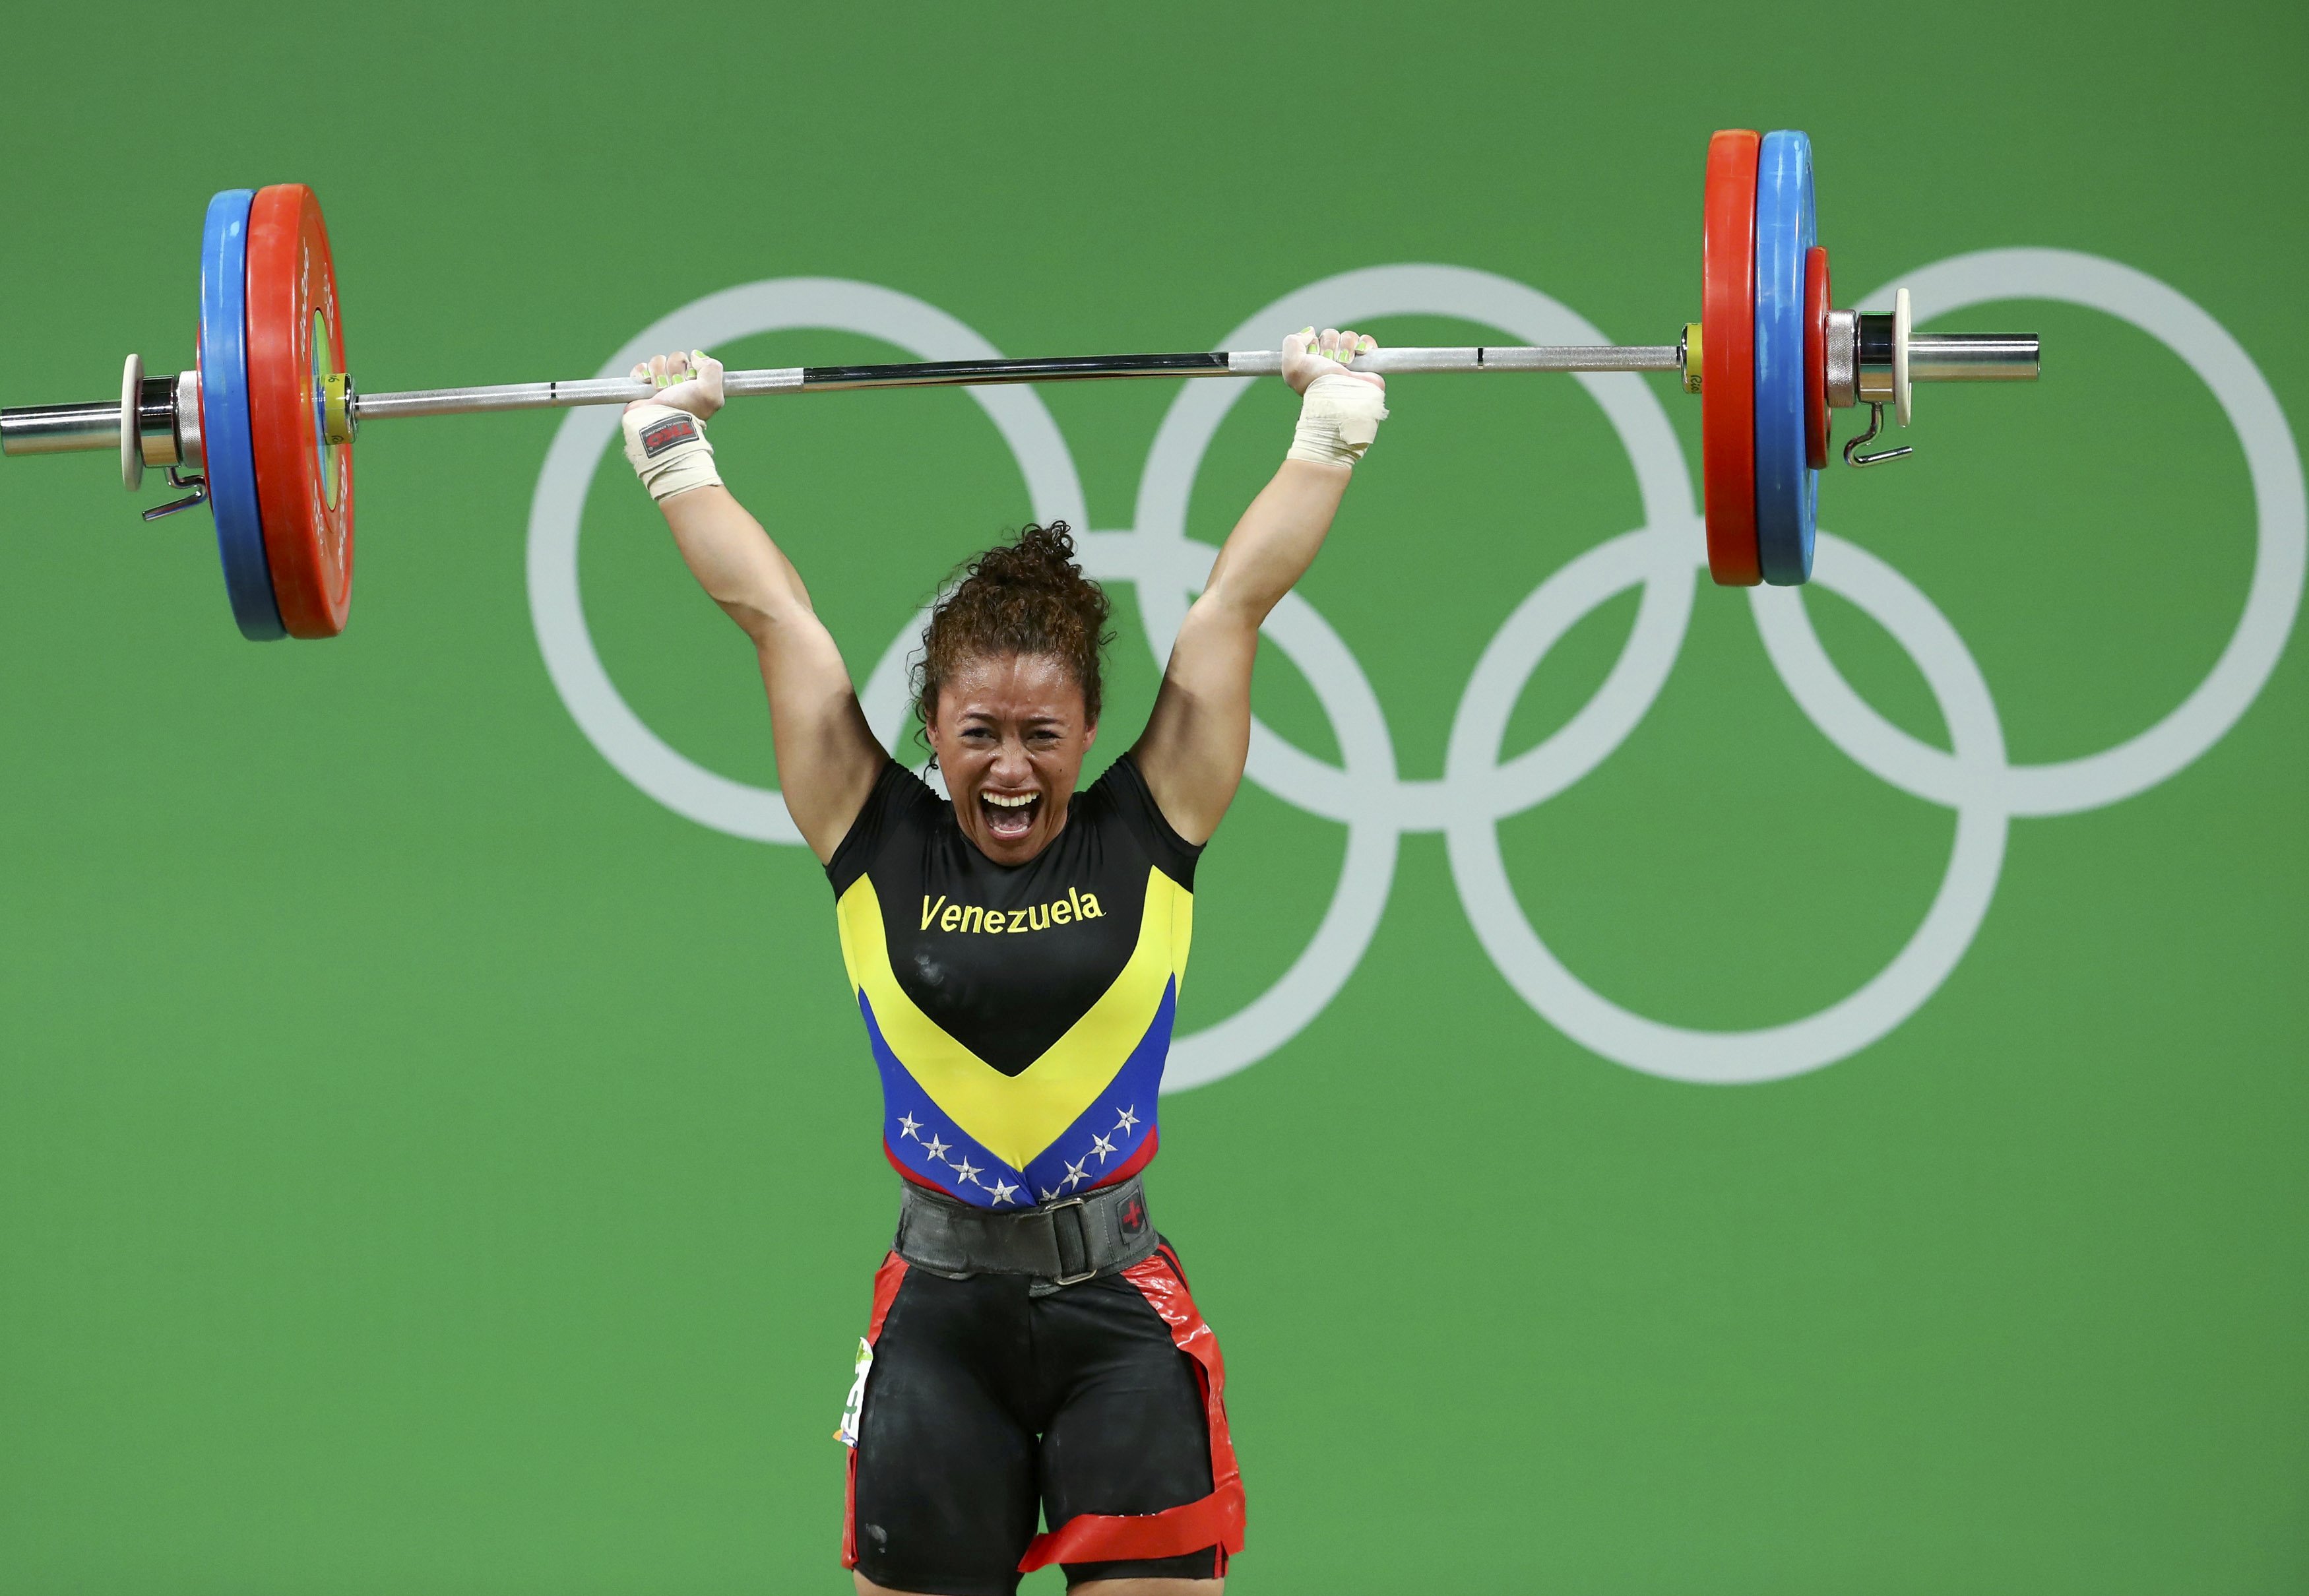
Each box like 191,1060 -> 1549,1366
1130,329 -> 1389,843
622,352 -> 885,862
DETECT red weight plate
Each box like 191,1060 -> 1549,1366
1804,245 -> 1829,470
246,183 -> 354,638
1701,130 -> 1760,586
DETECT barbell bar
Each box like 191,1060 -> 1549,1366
3,332 -> 2040,440
0,129 -> 2041,639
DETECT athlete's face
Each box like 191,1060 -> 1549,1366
927,652 -> 1098,865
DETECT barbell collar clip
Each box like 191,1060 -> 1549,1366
140,464 -> 208,521
1843,402 -> 1914,468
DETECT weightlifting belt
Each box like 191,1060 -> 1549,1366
895,1176 -> 1157,1285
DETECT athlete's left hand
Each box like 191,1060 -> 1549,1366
1282,327 -> 1385,396
625,349 -> 725,420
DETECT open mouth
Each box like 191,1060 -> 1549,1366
980,790 -> 1041,841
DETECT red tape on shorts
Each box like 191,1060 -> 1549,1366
1017,1246 -> 1246,1573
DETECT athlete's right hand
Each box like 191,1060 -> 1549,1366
625,349 -> 725,420
622,350 -> 726,503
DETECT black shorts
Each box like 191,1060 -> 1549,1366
841,1238 -> 1244,1594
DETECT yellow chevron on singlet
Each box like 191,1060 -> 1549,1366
835,866 -> 1192,1171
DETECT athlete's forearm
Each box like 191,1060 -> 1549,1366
1195,333 -> 1387,625
658,484 -> 823,644
1199,459 -> 1351,627
619,351 -> 819,643
617,352 -> 883,858
1128,333 -> 1386,840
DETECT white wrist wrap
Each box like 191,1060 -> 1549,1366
621,402 -> 724,503
1285,371 -> 1390,467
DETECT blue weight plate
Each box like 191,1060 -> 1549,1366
1752,129 -> 1817,585
199,188 -> 284,641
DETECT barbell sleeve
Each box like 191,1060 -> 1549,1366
1905,334 -> 2040,382
0,401 -> 122,455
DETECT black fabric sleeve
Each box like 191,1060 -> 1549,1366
1096,754 -> 1206,889
825,761 -> 940,897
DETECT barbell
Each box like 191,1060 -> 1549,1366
0,129 -> 2040,641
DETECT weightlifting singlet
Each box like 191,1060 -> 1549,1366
826,754 -> 1199,1207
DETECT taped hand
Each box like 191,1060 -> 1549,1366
625,349 -> 725,419
1282,328 -> 1390,467
621,350 -> 726,503
1282,327 -> 1384,397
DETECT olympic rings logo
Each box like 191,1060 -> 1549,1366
526,254 -> 2303,1090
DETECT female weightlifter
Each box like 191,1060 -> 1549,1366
619,327 -> 1389,1596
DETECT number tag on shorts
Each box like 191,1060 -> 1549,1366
834,1336 -> 873,1448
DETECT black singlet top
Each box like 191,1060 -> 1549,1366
826,755 -> 1201,1209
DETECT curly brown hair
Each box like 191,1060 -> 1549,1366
914,522 -> 1114,730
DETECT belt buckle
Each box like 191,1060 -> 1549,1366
1042,1195 -> 1096,1286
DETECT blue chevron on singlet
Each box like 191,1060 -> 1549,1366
825,755 -> 1199,1209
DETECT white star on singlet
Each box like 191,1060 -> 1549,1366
986,1178 -> 1019,1205
1063,1157 -> 1091,1188
1038,1187 -> 1063,1203
951,1157 -> 982,1185
1090,1133 -> 1117,1163
920,1134 -> 951,1161
897,1114 -> 922,1139
1114,1105 -> 1139,1133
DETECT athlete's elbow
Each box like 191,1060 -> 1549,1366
718,591 -> 802,643
710,577 -> 812,639
1196,575 -> 1282,633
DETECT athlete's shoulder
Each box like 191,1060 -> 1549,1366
1079,754 -> 1204,889
826,760 -> 945,895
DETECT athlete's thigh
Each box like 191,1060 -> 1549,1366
1037,1274 -> 1213,1510
1034,1252 -> 1228,1585
852,1267 -> 1041,1595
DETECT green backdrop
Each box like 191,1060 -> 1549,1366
3,4 -> 2304,1592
